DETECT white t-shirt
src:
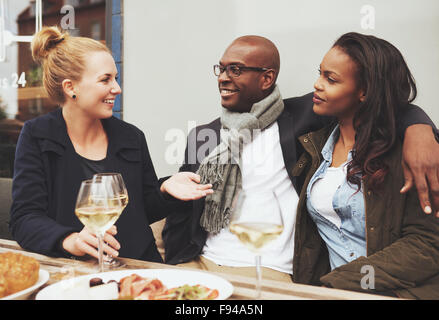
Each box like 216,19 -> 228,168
202,122 -> 299,274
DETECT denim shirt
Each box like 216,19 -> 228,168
306,125 -> 366,270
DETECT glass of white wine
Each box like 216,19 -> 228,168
93,173 -> 128,269
229,191 -> 284,299
75,179 -> 124,272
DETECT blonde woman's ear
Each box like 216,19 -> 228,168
62,79 -> 76,100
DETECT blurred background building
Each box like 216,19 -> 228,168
0,0 -> 107,177
16,0 -> 105,122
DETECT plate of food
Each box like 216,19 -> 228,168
35,269 -> 234,300
0,251 -> 50,300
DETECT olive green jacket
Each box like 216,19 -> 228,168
291,125 -> 439,299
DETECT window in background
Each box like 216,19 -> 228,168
90,21 -> 101,40
0,0 -> 107,178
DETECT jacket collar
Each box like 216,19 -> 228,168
299,123 -> 336,152
277,106 -> 298,188
31,108 -> 70,147
297,122 -> 401,188
320,124 -> 355,164
102,115 -> 140,152
31,108 -> 140,153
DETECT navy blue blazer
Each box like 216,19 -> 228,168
10,108 -> 173,262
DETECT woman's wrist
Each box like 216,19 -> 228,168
61,232 -> 81,257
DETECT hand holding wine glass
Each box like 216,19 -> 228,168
75,179 -> 124,272
229,191 -> 284,299
92,173 -> 129,268
61,225 -> 120,259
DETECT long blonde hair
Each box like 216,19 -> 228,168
31,26 -> 110,104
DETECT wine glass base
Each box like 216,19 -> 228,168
103,258 -> 126,270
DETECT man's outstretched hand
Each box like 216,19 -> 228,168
160,172 -> 213,201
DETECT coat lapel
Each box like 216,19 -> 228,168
31,108 -> 70,151
101,116 -> 142,176
277,108 -> 298,190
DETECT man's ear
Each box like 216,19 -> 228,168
260,69 -> 276,91
62,79 -> 76,100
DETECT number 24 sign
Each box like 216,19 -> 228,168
0,72 -> 27,89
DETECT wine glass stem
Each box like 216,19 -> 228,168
255,255 -> 262,299
97,233 -> 104,272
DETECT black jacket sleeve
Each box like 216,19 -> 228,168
162,126 -> 207,264
9,122 -> 77,257
396,103 -> 438,140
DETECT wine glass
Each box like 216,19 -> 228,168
75,179 -> 124,272
229,191 -> 284,299
93,173 -> 128,268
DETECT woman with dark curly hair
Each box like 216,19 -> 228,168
292,32 -> 439,299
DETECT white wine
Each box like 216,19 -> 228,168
89,195 -> 128,208
108,195 -> 128,208
229,222 -> 283,252
75,206 -> 123,235
118,195 -> 128,208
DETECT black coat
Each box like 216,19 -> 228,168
162,92 -> 438,266
10,108 -> 173,262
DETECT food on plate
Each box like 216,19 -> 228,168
89,277 -> 104,287
0,252 -> 40,298
154,284 -> 219,300
118,273 -> 166,300
88,273 -> 219,300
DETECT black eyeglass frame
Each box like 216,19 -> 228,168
213,64 -> 270,77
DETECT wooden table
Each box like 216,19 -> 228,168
0,239 -> 399,300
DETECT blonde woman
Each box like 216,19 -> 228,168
10,27 -> 212,262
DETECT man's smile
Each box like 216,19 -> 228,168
219,87 -> 239,98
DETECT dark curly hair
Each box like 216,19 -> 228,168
333,32 -> 417,192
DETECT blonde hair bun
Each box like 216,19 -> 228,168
31,25 -> 110,104
31,26 -> 68,63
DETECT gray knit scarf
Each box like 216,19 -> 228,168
197,86 -> 284,234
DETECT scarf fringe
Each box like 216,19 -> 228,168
200,201 -> 231,234
198,162 -> 225,188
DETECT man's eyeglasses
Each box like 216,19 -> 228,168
213,64 -> 269,78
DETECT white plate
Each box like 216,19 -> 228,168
35,269 -> 234,300
1,269 -> 50,300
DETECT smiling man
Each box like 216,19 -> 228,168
162,35 -> 439,283
216,36 -> 280,113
